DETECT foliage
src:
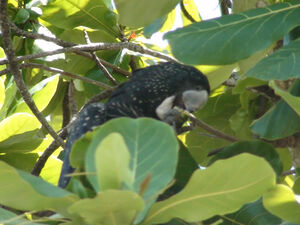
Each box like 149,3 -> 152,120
0,0 -> 300,225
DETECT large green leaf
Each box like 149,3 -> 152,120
164,1 -> 300,65
114,0 -> 180,28
263,184 -> 300,224
0,161 -> 78,217
41,0 -> 119,36
84,118 -> 178,200
142,154 -> 276,224
95,133 -> 133,190
246,38 -> 300,80
251,79 -> 300,139
68,190 -> 144,225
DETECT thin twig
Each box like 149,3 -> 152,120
281,169 -> 296,176
31,129 -> 68,176
174,107 -> 239,143
0,42 -> 178,66
0,0 -> 65,147
21,63 -> 114,89
180,0 -> 197,23
83,30 -> 117,85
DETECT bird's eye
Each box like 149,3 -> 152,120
195,86 -> 201,91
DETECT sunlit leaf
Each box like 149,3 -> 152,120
143,154 -> 276,224
263,184 -> 300,223
114,0 -> 180,28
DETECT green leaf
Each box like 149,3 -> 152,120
0,113 -> 41,142
246,38 -> 300,80
85,118 -> 178,200
14,8 -> 30,24
95,132 -> 133,190
0,207 -> 43,225
1,153 -> 39,172
263,184 -> 300,223
220,198 -> 282,225
15,75 -> 59,114
82,118 -> 178,223
41,0 -> 119,36
0,161 -> 78,217
143,154 -> 276,224
114,0 -> 180,28
0,81 -> 17,120
0,130 -> 43,153
293,177 -> 300,194
209,140 -> 283,176
164,1 -> 300,65
251,80 -> 300,140
269,80 -> 300,116
68,190 -> 144,225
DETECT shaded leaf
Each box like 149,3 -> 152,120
68,190 -> 144,225
263,184 -> 300,224
14,8 -> 30,24
220,198 -> 282,225
269,80 -> 300,116
114,0 -> 180,28
251,79 -> 300,139
164,1 -> 300,65
0,130 -> 43,153
143,154 -> 276,224
246,38 -> 300,80
1,153 -> 39,172
209,140 -> 283,176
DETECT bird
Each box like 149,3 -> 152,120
58,62 -> 210,188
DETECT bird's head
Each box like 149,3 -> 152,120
156,63 -> 210,122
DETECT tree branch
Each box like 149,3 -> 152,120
0,42 -> 178,66
21,63 -> 114,89
0,0 -> 65,147
10,22 -> 131,77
